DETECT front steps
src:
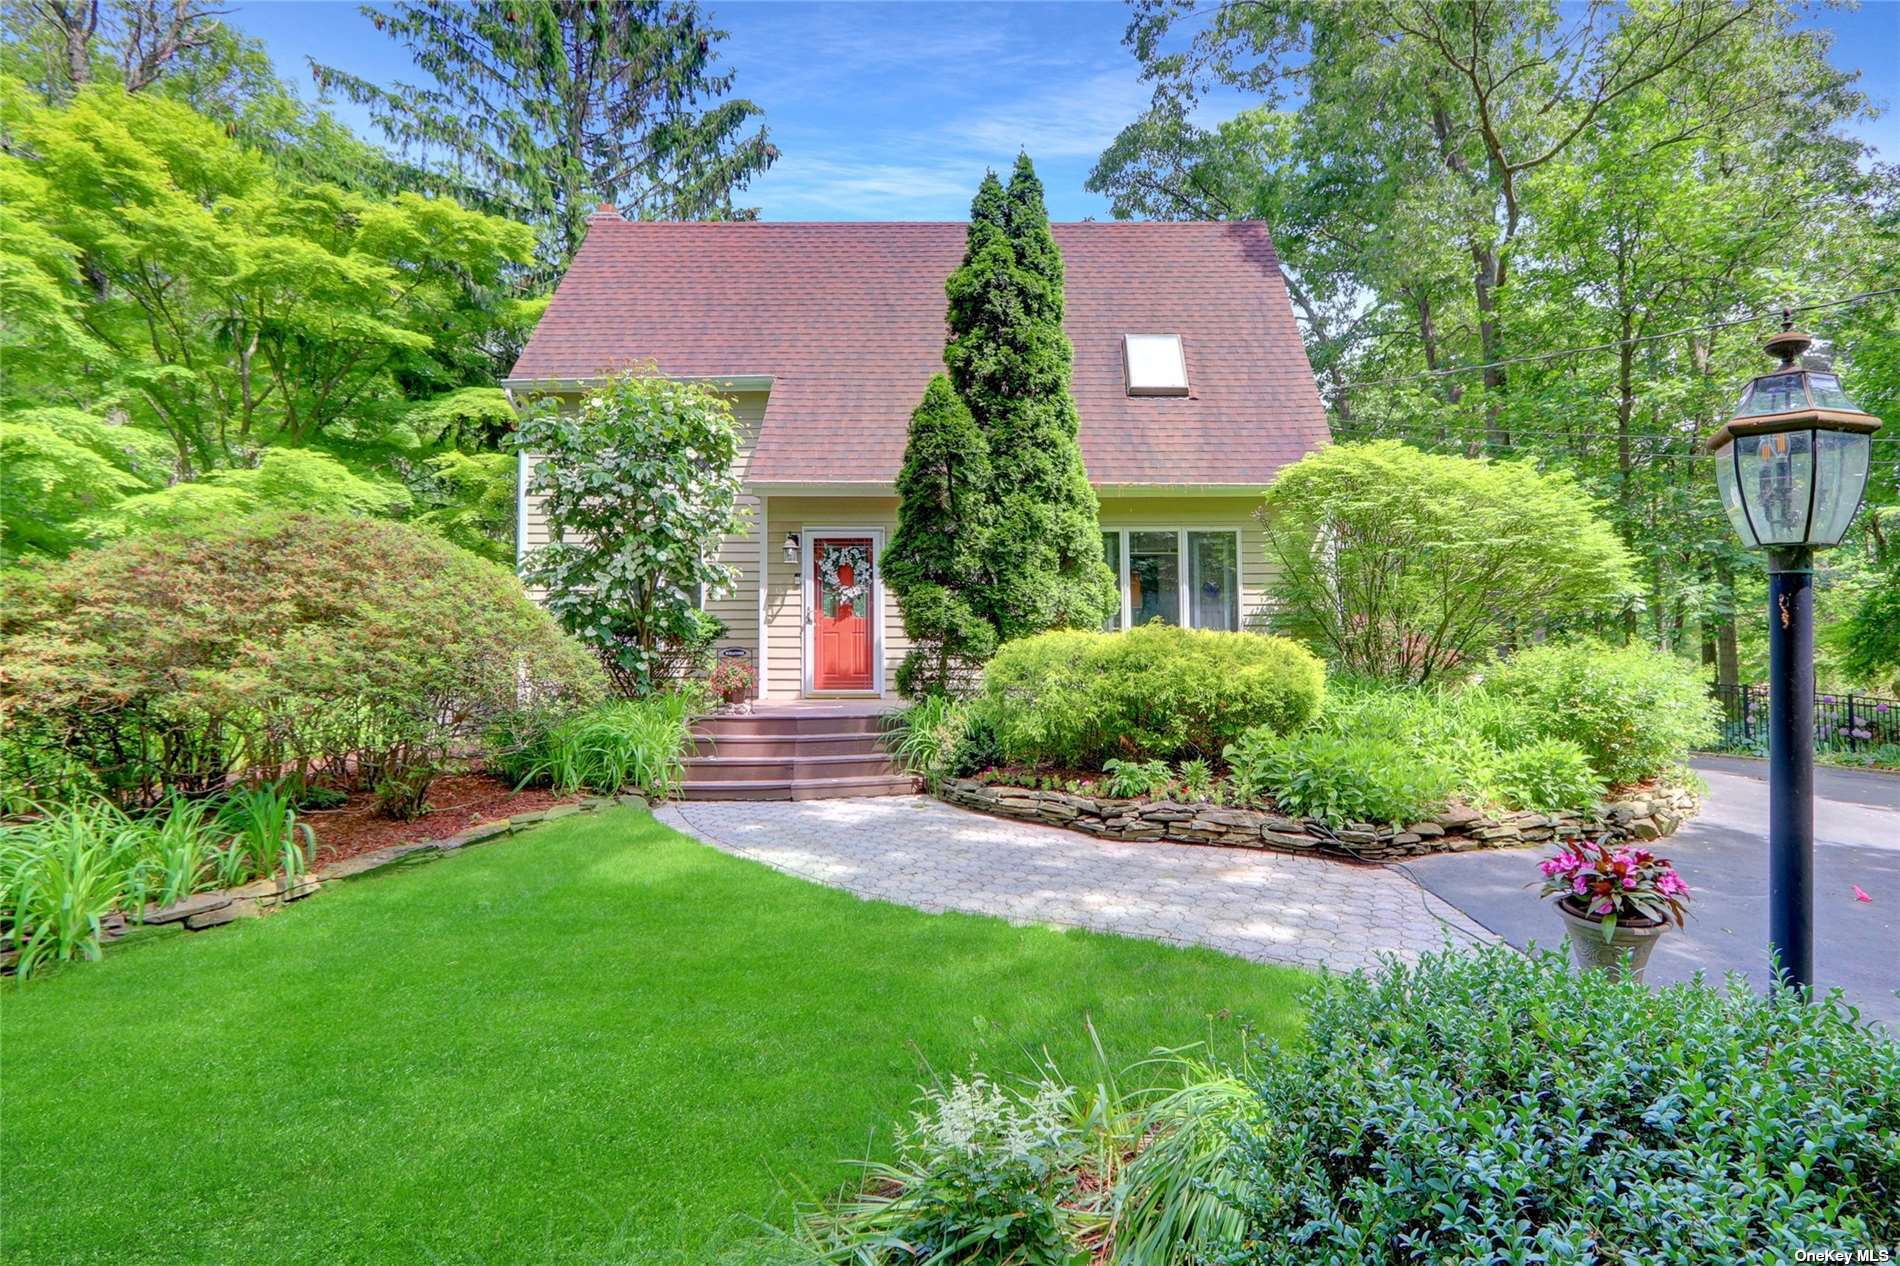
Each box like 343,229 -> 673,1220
681,705 -> 917,801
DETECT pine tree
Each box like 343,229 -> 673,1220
943,154 -> 1116,642
312,1 -> 777,272
884,375 -> 996,696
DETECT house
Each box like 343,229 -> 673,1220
506,212 -> 1329,704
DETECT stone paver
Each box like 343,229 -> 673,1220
655,795 -> 1493,974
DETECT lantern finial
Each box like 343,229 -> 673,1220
1763,316 -> 1811,370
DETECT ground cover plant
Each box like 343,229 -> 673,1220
0,808 -> 1311,1265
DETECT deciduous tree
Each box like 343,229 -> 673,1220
515,370 -> 748,696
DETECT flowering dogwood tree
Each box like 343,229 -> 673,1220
516,370 -> 747,695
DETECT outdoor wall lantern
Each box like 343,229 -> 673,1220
782,532 -> 801,565
1707,318 -> 1881,993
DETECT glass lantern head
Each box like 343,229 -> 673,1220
1708,326 -> 1879,550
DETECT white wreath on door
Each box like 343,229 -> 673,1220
817,543 -> 873,608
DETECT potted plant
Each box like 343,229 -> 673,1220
1537,837 -> 1690,982
709,659 -> 755,706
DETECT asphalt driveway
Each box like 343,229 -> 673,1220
1403,757 -> 1900,1026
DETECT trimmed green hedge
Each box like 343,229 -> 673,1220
981,624 -> 1325,768
1228,948 -> 1900,1263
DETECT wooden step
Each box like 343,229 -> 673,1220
685,752 -> 903,780
679,773 -> 918,801
688,730 -> 887,759
692,712 -> 890,738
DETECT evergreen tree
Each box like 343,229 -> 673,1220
943,154 -> 1116,642
885,374 -> 996,696
312,0 -> 778,273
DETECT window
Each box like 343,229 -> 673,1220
1188,531 -> 1239,631
1122,334 -> 1188,396
1100,528 -> 1241,631
1129,531 -> 1181,626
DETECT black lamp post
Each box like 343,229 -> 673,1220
1708,320 -> 1881,992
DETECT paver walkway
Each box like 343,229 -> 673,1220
656,795 -> 1493,974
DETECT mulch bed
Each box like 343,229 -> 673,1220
303,772 -> 580,866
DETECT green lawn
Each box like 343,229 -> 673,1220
2,808 -> 1311,1265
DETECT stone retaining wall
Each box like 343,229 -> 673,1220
936,779 -> 1698,862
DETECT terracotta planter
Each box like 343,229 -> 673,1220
721,685 -> 748,705
1557,898 -> 1667,982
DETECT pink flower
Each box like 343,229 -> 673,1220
1853,884 -> 1872,903
1573,875 -> 1589,895
1592,897 -> 1616,916
1622,876 -> 1637,889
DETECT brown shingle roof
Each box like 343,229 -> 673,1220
507,220 -> 1329,487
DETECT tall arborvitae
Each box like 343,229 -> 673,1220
884,374 -> 996,696
943,154 -> 1116,641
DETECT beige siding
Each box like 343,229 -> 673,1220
518,394 -> 1275,700
516,390 -> 768,672
763,497 -> 908,699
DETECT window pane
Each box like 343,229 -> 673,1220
1101,531 -> 1122,631
1188,532 -> 1238,631
1129,531 -> 1180,626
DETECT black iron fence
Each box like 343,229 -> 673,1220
1709,683 -> 1900,756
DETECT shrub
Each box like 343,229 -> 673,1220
1482,640 -> 1716,785
1225,947 -> 1900,1263
983,624 -> 1325,768
516,371 -> 748,697
0,513 -> 605,812
1225,728 -> 1456,827
1259,441 -> 1637,684
488,694 -> 698,799
1485,736 -> 1605,813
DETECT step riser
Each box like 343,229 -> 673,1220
685,756 -> 903,781
681,774 -> 914,797
693,715 -> 890,738
689,734 -> 888,758
681,780 -> 916,802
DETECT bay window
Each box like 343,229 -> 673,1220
1099,528 -> 1241,631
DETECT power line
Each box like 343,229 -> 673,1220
1334,285 -> 1900,392
1333,423 -> 1900,448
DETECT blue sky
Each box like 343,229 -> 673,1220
228,0 -> 1900,223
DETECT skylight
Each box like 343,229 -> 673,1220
1123,334 -> 1188,396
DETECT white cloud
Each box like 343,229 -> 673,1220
948,69 -> 1152,160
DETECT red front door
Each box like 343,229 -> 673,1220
812,536 -> 875,692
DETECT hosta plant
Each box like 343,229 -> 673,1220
1103,758 -> 1175,800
